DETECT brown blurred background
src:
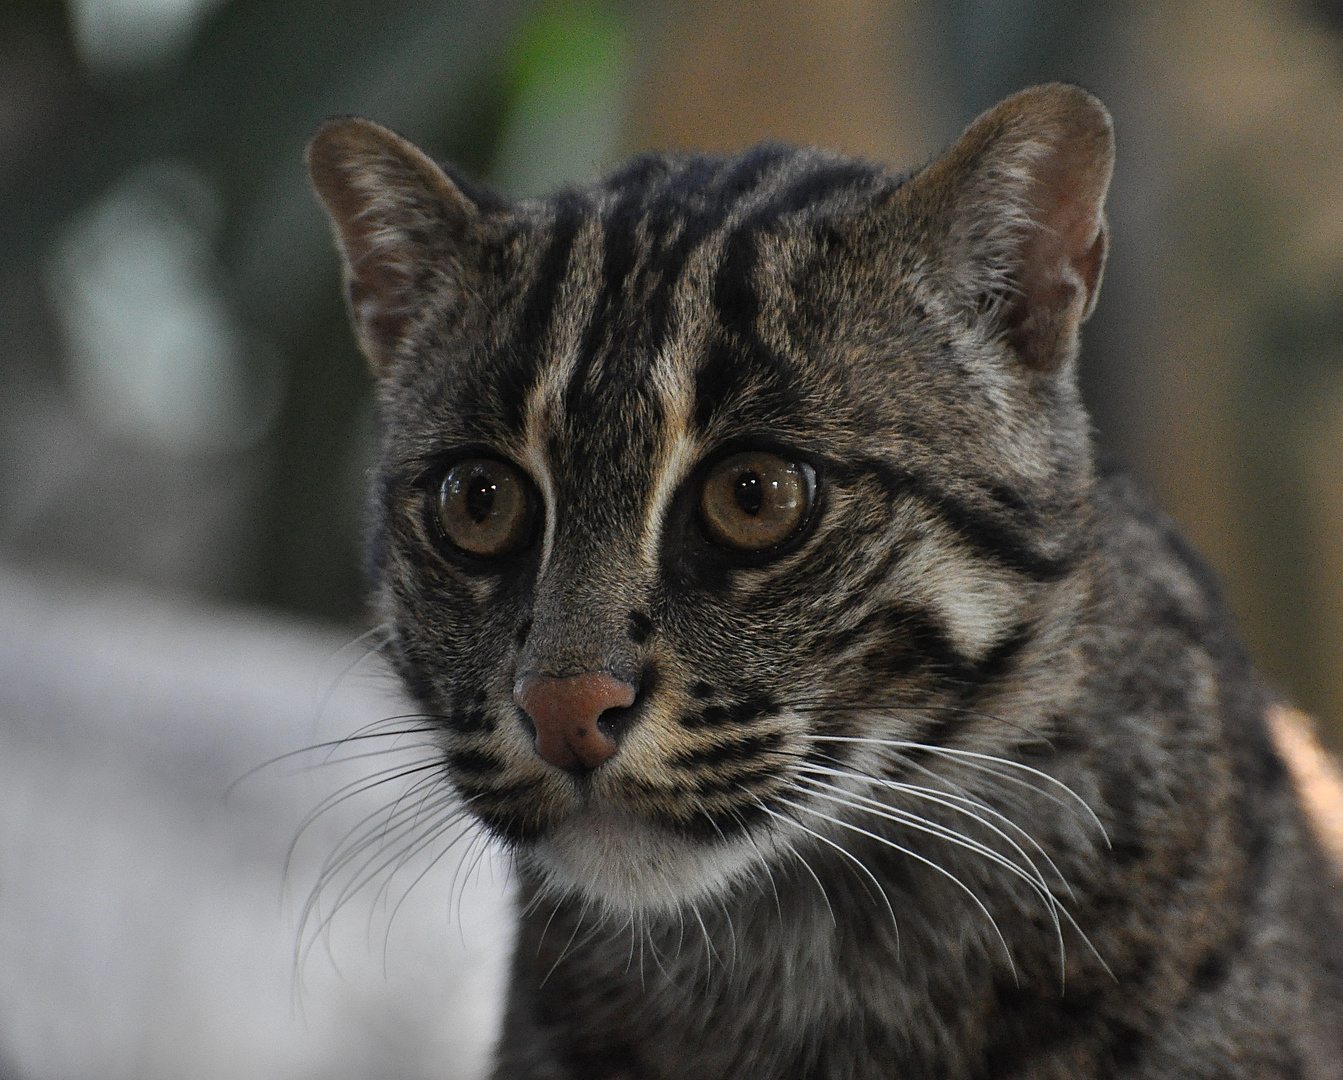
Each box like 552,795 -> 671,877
2,0 -> 1341,741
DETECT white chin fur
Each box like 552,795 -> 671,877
527,805 -> 766,918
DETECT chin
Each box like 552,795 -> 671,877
524,804 -> 770,919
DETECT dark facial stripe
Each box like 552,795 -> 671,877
711,156 -> 886,337
492,195 -> 586,430
670,730 -> 783,771
855,459 -> 1076,582
678,693 -> 777,730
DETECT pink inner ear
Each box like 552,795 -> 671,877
1004,140 -> 1110,373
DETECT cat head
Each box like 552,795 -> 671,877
308,84 -> 1113,919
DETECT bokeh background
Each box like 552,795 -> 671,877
1,1 -> 1342,1077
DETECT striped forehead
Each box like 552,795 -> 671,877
500,150 -> 890,448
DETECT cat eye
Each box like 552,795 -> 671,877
699,451 -> 814,552
435,458 -> 535,558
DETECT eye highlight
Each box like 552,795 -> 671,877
435,459 -> 535,558
700,451 -> 813,552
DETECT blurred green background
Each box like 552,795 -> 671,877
2,0 -> 1342,743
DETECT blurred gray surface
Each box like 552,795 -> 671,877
0,564 -> 511,1079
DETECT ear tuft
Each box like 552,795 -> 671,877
306,117 -> 485,373
907,83 -> 1115,374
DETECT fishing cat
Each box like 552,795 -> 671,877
306,84 -> 1343,1078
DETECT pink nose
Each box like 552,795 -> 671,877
514,673 -> 636,772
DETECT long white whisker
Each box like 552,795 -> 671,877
809,735 -> 1107,841
795,775 -> 1059,911
227,719 -> 441,798
303,791 -> 467,940
540,903 -> 586,988
794,779 -> 1065,972
304,770 -> 452,892
849,754 -> 1079,898
690,897 -> 721,974
731,806 -> 783,918
312,623 -> 397,735
302,795 -> 468,947
750,795 -> 835,928
379,816 -> 480,972
286,757 -> 446,875
798,764 -> 1075,900
297,800 -> 463,976
778,797 -> 1013,981
757,802 -> 899,947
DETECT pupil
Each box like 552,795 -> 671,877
465,475 -> 497,523
734,471 -> 764,516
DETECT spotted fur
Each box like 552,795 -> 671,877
308,85 -> 1343,1079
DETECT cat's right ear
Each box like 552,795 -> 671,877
306,117 -> 485,374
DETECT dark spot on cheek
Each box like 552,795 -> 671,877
447,687 -> 495,734
449,708 -> 494,735
1192,952 -> 1229,991
450,749 -> 502,775
680,704 -> 729,729
628,609 -> 654,645
690,681 -> 715,699
514,618 -> 532,647
731,695 -> 775,722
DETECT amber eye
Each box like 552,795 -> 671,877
700,451 -> 813,552
436,459 -> 534,558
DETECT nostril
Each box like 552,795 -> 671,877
595,701 -> 636,739
514,672 -> 637,772
595,661 -> 654,739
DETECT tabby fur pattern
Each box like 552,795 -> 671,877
307,84 -> 1343,1079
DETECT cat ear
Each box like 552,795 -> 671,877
903,83 -> 1114,374
306,117 -> 485,374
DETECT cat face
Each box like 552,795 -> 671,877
308,85 -> 1114,918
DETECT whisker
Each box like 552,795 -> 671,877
226,719 -> 442,799
299,790 -> 468,949
540,896 -> 593,987
297,800 -> 463,975
757,801 -> 898,946
728,805 -> 783,919
783,698 -> 1046,744
749,795 -> 836,928
817,746 -> 1072,869
795,775 -> 1060,912
312,623 -> 397,732
798,750 -> 1113,979
798,763 -> 1075,899
808,735 -> 1107,841
301,781 -> 462,925
793,778 -> 1065,972
378,815 -> 480,973
383,813 -> 482,934
369,783 -> 472,912
285,758 -> 447,880
777,796 -> 1012,980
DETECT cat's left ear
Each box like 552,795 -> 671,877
306,117 -> 488,374
901,83 -> 1114,374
